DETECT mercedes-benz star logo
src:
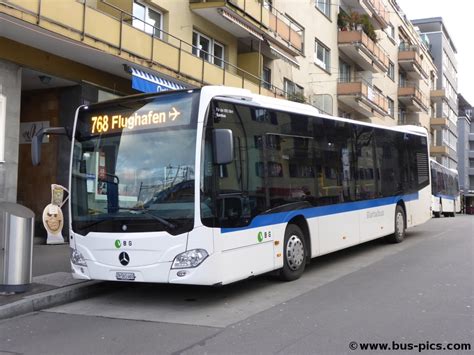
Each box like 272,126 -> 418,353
119,252 -> 130,266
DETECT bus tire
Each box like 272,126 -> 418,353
433,211 -> 440,218
279,224 -> 306,281
385,205 -> 405,243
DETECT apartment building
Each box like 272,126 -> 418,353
412,17 -> 458,170
0,0 -> 439,227
457,94 -> 474,213
0,0 -> 303,215
336,0 -> 435,129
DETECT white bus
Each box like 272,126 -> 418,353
430,159 -> 460,217
33,86 -> 431,285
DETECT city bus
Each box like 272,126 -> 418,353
32,86 -> 431,285
430,159 -> 460,217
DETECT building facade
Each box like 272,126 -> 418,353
457,94 -> 474,213
412,17 -> 458,170
337,0 -> 436,130
0,0 -> 441,232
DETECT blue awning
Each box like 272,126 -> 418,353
130,67 -> 187,93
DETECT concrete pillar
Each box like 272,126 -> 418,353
0,60 -> 22,203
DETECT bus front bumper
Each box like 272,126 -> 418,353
71,252 -> 222,285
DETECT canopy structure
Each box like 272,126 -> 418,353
130,67 -> 187,93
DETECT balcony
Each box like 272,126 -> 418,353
338,30 -> 389,73
399,112 -> 429,128
430,145 -> 449,157
189,0 -> 304,56
1,0 -> 289,98
431,88 -> 448,103
430,117 -> 449,129
398,45 -> 429,80
341,0 -> 389,29
398,84 -> 429,113
365,0 -> 389,28
337,80 -> 388,117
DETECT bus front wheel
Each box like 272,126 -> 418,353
385,205 -> 405,243
279,224 -> 306,281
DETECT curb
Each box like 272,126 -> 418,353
0,281 -> 110,320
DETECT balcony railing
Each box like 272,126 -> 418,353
3,0 -> 291,98
337,78 -> 388,116
365,0 -> 389,28
430,117 -> 450,129
398,44 -> 429,79
431,88 -> 448,103
190,0 -> 304,54
398,83 -> 429,112
267,4 -> 304,54
430,145 -> 450,157
338,30 -> 389,72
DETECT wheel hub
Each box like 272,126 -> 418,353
286,235 -> 304,270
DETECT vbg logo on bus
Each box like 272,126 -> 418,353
257,231 -> 272,242
115,239 -> 133,249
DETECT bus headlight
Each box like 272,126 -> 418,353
70,248 -> 87,267
172,249 -> 208,269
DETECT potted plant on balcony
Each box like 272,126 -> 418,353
360,14 -> 377,42
337,12 -> 349,31
345,10 -> 361,31
338,11 -> 377,42
287,92 -> 306,103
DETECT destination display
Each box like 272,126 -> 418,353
88,106 -> 186,135
79,92 -> 199,136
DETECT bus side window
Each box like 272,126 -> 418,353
354,126 -> 377,200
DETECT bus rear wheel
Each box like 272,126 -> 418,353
279,224 -> 306,281
385,205 -> 405,243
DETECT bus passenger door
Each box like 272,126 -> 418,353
203,100 -> 275,282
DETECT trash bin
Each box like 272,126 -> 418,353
0,202 -> 35,293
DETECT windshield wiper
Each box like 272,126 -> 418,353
118,207 -> 176,229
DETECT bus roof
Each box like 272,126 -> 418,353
430,159 -> 459,176
201,86 -> 429,137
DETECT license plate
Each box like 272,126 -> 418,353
116,272 -> 136,281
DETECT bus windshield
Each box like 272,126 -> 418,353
71,91 -> 199,236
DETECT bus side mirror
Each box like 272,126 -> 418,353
212,129 -> 234,165
32,127 -> 68,166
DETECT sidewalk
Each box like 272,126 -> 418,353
0,237 -> 108,320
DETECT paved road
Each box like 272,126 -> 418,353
0,215 -> 472,354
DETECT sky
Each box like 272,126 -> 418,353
396,0 -> 474,105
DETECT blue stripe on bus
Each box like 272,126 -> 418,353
434,194 -> 456,201
221,193 -> 419,234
